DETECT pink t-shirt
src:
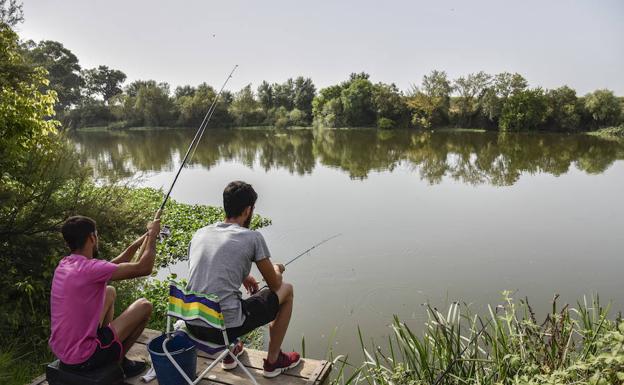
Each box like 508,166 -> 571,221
49,254 -> 118,364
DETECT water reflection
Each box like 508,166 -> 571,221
72,128 -> 624,185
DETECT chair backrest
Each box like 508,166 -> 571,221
167,282 -> 225,330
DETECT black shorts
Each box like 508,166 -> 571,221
187,288 -> 279,344
59,325 -> 123,372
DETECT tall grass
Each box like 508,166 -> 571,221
330,292 -> 624,385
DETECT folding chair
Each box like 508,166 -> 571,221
163,281 -> 258,385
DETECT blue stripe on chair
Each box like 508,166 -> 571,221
169,285 -> 222,313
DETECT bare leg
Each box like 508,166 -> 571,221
267,282 -> 294,363
99,286 -> 116,327
110,298 -> 152,359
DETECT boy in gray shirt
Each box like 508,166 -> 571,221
186,181 -> 300,378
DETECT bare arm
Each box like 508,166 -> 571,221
110,232 -> 148,265
256,258 -> 285,292
110,219 -> 160,281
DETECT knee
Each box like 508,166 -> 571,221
106,286 -> 116,301
137,298 -> 153,317
283,282 -> 294,299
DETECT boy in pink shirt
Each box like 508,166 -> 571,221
49,214 -> 160,378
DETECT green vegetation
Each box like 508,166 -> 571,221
588,126 -> 624,140
13,26 -> 621,132
332,293 -> 623,385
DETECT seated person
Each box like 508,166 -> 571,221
49,215 -> 160,378
186,181 -> 300,378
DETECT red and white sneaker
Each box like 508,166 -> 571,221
222,340 -> 245,370
262,351 -> 301,378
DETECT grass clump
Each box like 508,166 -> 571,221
332,292 -> 623,385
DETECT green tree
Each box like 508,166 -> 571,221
410,70 -> 452,127
117,80 -> 175,127
453,71 -> 492,127
545,86 -> 582,130
293,76 -> 316,122
340,76 -> 376,126
174,84 -> 195,98
372,82 -> 408,128
499,88 -> 548,131
22,39 -> 83,111
481,72 -> 528,125
229,84 -> 264,126
175,83 -> 232,128
0,24 -> 57,170
257,80 -> 274,111
312,84 -> 342,123
82,65 -> 127,101
584,89 -> 621,127
273,78 -> 295,110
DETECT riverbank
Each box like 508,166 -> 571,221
588,125 -> 624,141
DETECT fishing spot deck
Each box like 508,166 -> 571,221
30,328 -> 332,385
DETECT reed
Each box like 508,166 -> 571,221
331,292 -> 623,385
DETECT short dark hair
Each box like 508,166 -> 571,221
223,181 -> 257,218
61,216 -> 96,251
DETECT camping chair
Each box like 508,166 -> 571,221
163,281 -> 258,385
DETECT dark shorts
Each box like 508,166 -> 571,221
60,325 -> 123,372
187,288 -> 279,345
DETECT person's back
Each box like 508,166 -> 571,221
185,181 -> 300,378
187,222 -> 270,328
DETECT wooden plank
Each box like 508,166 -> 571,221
32,329 -> 332,385
28,374 -> 47,385
309,360 -> 332,385
137,328 -> 161,344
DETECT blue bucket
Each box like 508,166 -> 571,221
148,333 -> 197,385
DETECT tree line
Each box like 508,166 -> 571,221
15,28 -> 624,132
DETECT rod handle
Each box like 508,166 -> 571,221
133,209 -> 163,262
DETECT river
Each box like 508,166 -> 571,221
72,127 -> 624,360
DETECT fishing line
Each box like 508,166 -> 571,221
160,64 -> 239,212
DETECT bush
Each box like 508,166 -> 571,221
499,89 -> 548,131
377,117 -> 395,129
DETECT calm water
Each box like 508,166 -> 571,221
73,128 -> 624,359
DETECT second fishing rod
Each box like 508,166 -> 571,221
134,65 -> 239,260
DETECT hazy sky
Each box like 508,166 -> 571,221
18,0 -> 624,94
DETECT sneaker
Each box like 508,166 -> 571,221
122,358 -> 147,378
222,340 -> 245,370
262,350 -> 301,378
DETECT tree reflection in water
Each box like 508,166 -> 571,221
72,128 -> 624,186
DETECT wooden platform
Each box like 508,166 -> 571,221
31,329 -> 331,385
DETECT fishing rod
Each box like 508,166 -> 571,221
283,233 -> 342,267
134,65 -> 239,260
159,64 -> 238,212
257,233 -> 342,287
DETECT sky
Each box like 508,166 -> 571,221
17,0 -> 624,95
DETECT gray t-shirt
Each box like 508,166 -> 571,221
186,222 -> 270,328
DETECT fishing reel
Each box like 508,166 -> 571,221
159,225 -> 171,242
